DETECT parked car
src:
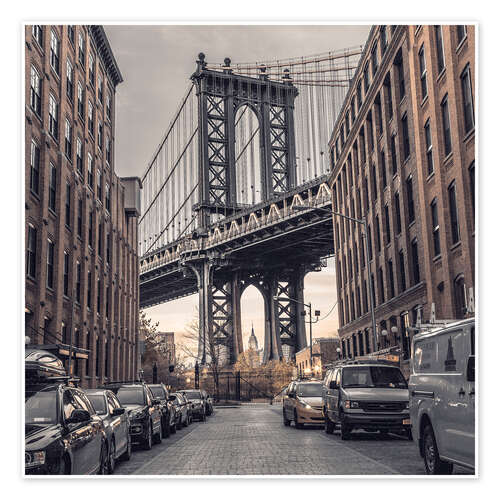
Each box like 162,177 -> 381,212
409,318 -> 475,474
322,360 -> 411,440
171,392 -> 192,428
283,379 -> 324,428
148,383 -> 176,438
201,390 -> 213,416
104,382 -> 162,450
85,389 -> 132,473
181,389 -> 206,421
25,383 -> 107,474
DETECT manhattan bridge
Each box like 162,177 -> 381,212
138,46 -> 363,365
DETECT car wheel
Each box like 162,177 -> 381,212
294,410 -> 303,429
422,423 -> 453,475
324,410 -> 334,434
283,409 -> 291,426
143,422 -> 153,450
340,413 -> 351,440
99,442 -> 109,474
122,433 -> 132,461
107,439 -> 116,475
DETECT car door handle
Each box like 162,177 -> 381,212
458,388 -> 466,396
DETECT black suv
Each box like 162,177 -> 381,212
104,382 -> 162,450
25,349 -> 108,475
148,383 -> 176,438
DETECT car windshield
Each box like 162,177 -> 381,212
25,389 -> 57,424
149,387 -> 165,399
342,366 -> 408,389
183,391 -> 202,400
117,387 -> 145,405
297,383 -> 323,397
87,394 -> 107,415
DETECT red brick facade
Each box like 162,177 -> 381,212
24,25 -> 141,388
328,25 -> 475,371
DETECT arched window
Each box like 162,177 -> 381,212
454,274 -> 466,319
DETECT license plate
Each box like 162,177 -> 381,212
403,419 -> 410,425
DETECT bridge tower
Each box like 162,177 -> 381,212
186,54 -> 307,366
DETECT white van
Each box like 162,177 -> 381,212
409,318 -> 475,474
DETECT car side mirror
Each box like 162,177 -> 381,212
112,407 -> 126,416
67,408 -> 91,424
168,395 -> 176,402
288,391 -> 296,398
466,355 -> 475,382
329,380 -> 338,390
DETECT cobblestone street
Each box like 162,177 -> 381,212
113,403 -> 471,475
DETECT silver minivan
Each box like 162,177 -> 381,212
322,360 -> 411,440
409,318 -> 475,474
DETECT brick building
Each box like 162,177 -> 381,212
295,337 -> 341,378
328,25 -> 475,372
24,24 -> 142,388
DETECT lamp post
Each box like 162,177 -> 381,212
292,204 -> 378,353
272,295 -> 320,374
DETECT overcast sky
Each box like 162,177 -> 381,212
104,24 -> 370,350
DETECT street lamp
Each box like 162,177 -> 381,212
272,294 -> 320,373
292,204 -> 378,352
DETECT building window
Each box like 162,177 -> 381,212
350,98 -> 356,122
401,113 -> 410,160
380,25 -> 387,54
384,204 -> 391,244
98,220 -> 103,256
65,182 -> 71,227
105,285 -> 110,318
454,275 -> 466,319
63,251 -> 70,296
26,224 -> 37,279
378,267 -> 385,304
97,170 -> 102,201
395,51 -> 405,100
384,74 -> 393,118
32,25 -> 43,47
424,119 -> 434,175
30,66 -> 42,116
68,25 -> 75,45
48,163 -> 57,212
371,163 -> 377,201
106,94 -> 112,120
363,64 -> 370,94
390,134 -> 397,175
430,198 -> 441,257
469,161 -> 475,216
363,176 -> 369,214
399,249 -> 406,292
457,25 -> 467,45
66,59 -> 74,101
359,128 -> 366,164
76,137 -> 83,174
87,270 -> 92,309
77,198 -> 83,237
48,94 -> 59,139
375,94 -> 383,136
88,100 -> 94,136
406,175 -> 415,223
461,65 -> 474,134
87,153 -> 94,189
356,80 -> 362,110
105,184 -> 111,212
394,192 -> 402,234
78,32 -> 85,65
46,239 -> 55,289
75,261 -> 81,303
375,215 -> 381,253
367,224 -> 373,261
30,139 -> 40,195
417,47 -> 429,104
97,121 -> 103,149
411,239 -> 420,285
448,181 -> 461,244
371,42 -> 378,77
435,25 -> 445,74
89,52 -> 96,87
64,119 -> 72,158
77,82 -> 84,118
98,76 -> 103,103
97,278 -> 101,314
106,232 -> 111,264
388,259 -> 395,298
50,30 -> 60,75
380,150 -> 387,188
88,210 -> 94,248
